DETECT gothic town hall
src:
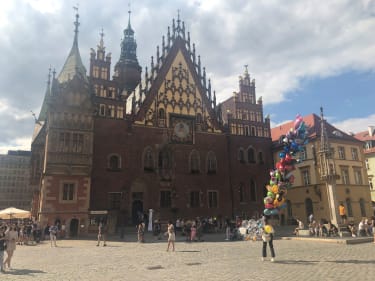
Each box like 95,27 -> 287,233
30,11 -> 272,236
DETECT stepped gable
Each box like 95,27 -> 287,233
132,14 -> 222,132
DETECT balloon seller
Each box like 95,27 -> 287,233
261,114 -> 308,261
263,114 -> 308,217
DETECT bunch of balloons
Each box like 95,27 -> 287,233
263,114 -> 308,216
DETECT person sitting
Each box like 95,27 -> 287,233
327,222 -> 338,237
347,221 -> 357,237
293,219 -> 304,235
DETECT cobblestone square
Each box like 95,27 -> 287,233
1,231 -> 375,281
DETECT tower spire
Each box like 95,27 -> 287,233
57,6 -> 87,83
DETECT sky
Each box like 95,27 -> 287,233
1,0 -> 375,154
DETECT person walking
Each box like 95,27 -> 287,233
261,218 -> 276,262
166,221 -> 175,252
97,221 -> 107,246
0,226 -> 6,273
137,221 -> 145,243
49,224 -> 58,247
4,224 -> 19,269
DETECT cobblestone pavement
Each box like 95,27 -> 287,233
1,232 -> 374,281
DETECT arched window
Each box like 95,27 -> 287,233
189,150 -> 200,174
359,198 -> 366,217
207,151 -> 217,174
158,108 -> 165,119
108,154 -> 121,170
238,148 -> 245,163
196,113 -> 202,124
305,198 -> 313,220
247,147 -> 255,163
143,147 -> 154,172
346,198 -> 353,217
158,149 -> 171,170
249,179 -> 256,202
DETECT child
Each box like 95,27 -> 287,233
261,218 -> 276,262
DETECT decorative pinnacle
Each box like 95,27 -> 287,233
128,3 -> 131,27
73,5 -> 80,44
99,27 -> 105,49
244,64 -> 249,74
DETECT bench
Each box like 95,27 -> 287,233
297,229 -> 310,236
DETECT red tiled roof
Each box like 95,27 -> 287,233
271,113 -> 362,144
354,129 -> 375,141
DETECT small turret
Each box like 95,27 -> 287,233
114,8 -> 141,95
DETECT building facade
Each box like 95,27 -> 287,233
0,150 -> 32,210
31,12 -> 273,235
271,113 -> 373,225
355,126 -> 375,212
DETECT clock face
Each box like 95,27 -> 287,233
174,121 -> 190,139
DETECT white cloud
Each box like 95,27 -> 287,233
332,114 -> 375,134
1,0 -> 375,151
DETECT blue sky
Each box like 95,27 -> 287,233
266,70 -> 375,131
0,0 -> 375,153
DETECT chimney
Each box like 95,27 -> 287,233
368,126 -> 375,137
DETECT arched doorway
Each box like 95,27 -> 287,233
70,218 -> 79,237
132,200 -> 143,225
305,198 -> 314,222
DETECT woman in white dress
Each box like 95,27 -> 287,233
166,221 -> 175,252
4,225 -> 18,269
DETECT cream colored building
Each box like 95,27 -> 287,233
355,126 -> 375,211
271,114 -> 372,225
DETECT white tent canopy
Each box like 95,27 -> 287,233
0,207 -> 31,219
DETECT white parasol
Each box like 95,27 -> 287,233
0,207 -> 31,220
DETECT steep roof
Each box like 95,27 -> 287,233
57,12 -> 87,83
271,113 -> 362,144
354,127 -> 375,141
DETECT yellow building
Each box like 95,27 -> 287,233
271,112 -> 372,225
354,126 -> 375,212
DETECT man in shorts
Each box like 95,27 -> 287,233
339,203 -> 347,225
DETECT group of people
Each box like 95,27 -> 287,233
0,224 -> 18,273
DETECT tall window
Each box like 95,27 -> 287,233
239,183 -> 245,203
354,169 -> 363,184
108,155 -> 120,170
258,151 -> 264,164
158,150 -> 171,170
247,148 -> 255,163
108,192 -> 121,210
249,179 -> 256,202
190,191 -> 200,207
160,191 -> 171,208
300,149 -> 307,161
346,198 -> 353,217
341,168 -> 350,185
99,104 -> 106,116
72,133 -> 83,153
108,105 -> 115,118
208,191 -> 218,208
238,148 -> 245,163
190,150 -> 200,174
359,198 -> 366,217
338,146 -> 345,159
305,198 -> 314,219
301,169 -> 311,185
351,148 -> 359,160
62,183 -> 75,201
59,132 -> 70,152
207,151 -> 217,174
143,148 -> 154,172
117,106 -> 124,119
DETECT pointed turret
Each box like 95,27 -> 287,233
38,68 -> 52,121
114,8 -> 141,94
57,8 -> 87,83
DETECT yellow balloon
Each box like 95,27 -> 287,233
264,225 -> 272,234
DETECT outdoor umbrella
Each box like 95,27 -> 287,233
0,207 -> 31,220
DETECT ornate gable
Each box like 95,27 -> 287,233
131,17 -> 222,134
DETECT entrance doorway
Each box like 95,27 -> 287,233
132,200 -> 143,225
70,218 -> 79,237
